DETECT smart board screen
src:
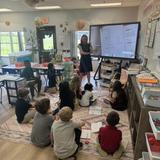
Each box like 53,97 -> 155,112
90,22 -> 140,59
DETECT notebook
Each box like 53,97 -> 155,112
89,106 -> 102,115
91,122 -> 103,133
81,129 -> 91,139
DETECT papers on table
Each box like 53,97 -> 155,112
81,129 -> 91,139
89,106 -> 102,115
91,122 -> 102,133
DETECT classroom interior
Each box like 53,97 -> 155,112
0,0 -> 160,160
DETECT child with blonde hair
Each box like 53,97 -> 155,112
52,107 -> 84,160
70,75 -> 82,99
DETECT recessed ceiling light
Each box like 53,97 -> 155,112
35,6 -> 61,10
0,8 -> 12,12
91,2 -> 122,7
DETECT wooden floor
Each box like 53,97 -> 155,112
0,139 -> 104,160
0,87 -> 14,125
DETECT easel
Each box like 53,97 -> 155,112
93,57 -> 103,82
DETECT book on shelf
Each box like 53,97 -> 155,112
136,73 -> 159,84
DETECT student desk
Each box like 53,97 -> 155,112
2,64 -> 64,86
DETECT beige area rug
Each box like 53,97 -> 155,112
0,89 -> 133,160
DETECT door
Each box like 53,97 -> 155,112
36,26 -> 57,63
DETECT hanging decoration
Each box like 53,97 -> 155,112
5,21 -> 11,26
75,19 -> 86,30
34,17 -> 49,27
34,17 -> 43,26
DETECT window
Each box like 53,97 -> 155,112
0,32 -> 11,56
75,31 -> 89,58
11,32 -> 19,52
0,31 -> 25,57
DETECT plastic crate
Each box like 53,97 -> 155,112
142,152 -> 150,160
149,111 -> 160,140
145,132 -> 160,160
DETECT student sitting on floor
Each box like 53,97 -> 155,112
47,63 -> 56,88
59,81 -> 75,110
70,75 -> 82,99
52,107 -> 84,160
31,98 -> 55,147
80,83 -> 96,107
15,88 -> 35,123
104,80 -> 127,111
70,75 -> 82,110
97,111 -> 124,158
21,60 -> 42,99
109,72 -> 121,92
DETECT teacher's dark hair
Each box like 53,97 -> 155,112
81,34 -> 88,44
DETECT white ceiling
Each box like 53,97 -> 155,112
0,0 -> 141,12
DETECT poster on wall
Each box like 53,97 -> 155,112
145,22 -> 152,47
148,20 -> 157,48
153,20 -> 160,58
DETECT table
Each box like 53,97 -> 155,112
2,65 -> 24,74
2,64 -> 64,74
1,64 -> 64,86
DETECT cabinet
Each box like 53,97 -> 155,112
5,78 -> 25,105
100,62 -> 115,87
126,76 -> 160,160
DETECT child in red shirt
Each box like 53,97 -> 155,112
97,111 -> 122,156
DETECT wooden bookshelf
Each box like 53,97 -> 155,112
126,76 -> 160,160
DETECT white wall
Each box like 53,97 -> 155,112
0,7 -> 138,57
138,0 -> 160,72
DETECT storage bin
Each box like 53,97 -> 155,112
145,132 -> 160,160
149,111 -> 160,140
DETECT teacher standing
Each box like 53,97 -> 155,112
78,34 -> 93,84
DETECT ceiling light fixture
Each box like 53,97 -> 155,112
35,6 -> 61,10
91,2 -> 122,7
0,8 -> 12,12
